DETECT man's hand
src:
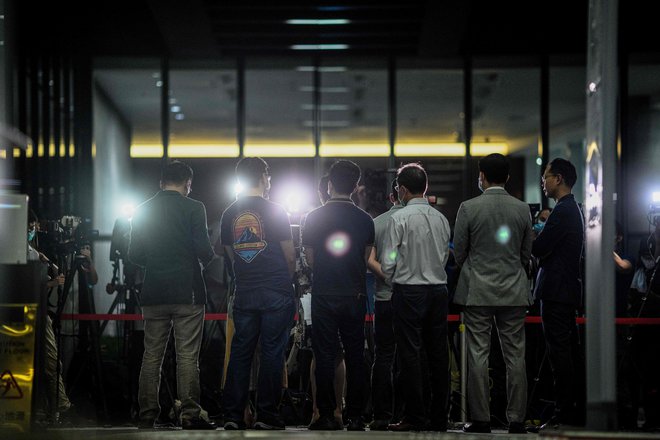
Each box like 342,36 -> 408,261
46,274 -> 65,289
79,248 -> 93,262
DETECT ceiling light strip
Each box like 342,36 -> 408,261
320,144 -> 390,157
243,144 -> 316,157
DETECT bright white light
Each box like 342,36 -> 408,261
285,193 -> 303,213
174,113 -> 185,121
234,181 -> 244,197
171,105 -> 181,113
120,202 -> 136,219
286,19 -> 350,25
156,80 -> 163,87
291,44 -> 349,50
536,157 -> 543,166
653,191 -> 660,203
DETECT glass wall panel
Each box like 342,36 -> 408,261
549,66 -> 586,207
245,58 -> 314,157
626,62 -> 660,235
169,63 -> 237,157
397,65 -> 463,154
473,63 -> 540,202
319,58 -> 388,157
95,62 -> 163,158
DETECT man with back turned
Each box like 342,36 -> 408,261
129,160 -> 216,430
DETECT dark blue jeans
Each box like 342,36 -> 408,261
392,284 -> 449,427
312,294 -> 367,419
371,299 -> 395,421
223,289 -> 295,422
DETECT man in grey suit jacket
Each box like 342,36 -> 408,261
453,154 -> 533,435
129,160 -> 216,430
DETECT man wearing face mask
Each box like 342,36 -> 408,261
129,160 -> 217,430
533,208 -> 552,236
453,154 -> 533,434
532,158 -> 585,430
381,163 -> 451,432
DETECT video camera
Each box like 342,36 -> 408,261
650,192 -> 660,226
39,215 -> 99,259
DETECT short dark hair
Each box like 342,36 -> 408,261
390,179 -> 398,199
479,153 -> 509,184
236,157 -> 269,188
328,160 -> 361,195
318,174 -> 330,204
548,158 -> 577,188
161,160 -> 193,186
396,163 -> 427,194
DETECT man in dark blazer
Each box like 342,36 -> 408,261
454,154 -> 533,435
129,160 -> 216,430
532,158 -> 584,430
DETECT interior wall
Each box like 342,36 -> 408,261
93,83 -> 132,318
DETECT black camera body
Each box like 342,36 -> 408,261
650,202 -> 660,226
39,215 -> 99,259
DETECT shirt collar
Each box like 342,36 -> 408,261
406,197 -> 429,206
484,186 -> 505,191
326,197 -> 354,204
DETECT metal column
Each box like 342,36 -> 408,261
585,0 -> 618,430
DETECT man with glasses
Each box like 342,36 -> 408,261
381,163 -> 451,432
221,157 -> 296,430
533,158 -> 585,430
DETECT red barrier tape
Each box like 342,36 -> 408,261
58,313 -> 660,325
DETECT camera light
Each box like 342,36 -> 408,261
120,203 -> 136,219
234,182 -> 244,197
653,191 -> 660,203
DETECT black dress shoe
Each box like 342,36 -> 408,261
508,422 -> 527,434
345,418 -> 365,431
463,421 -> 491,433
181,417 -> 217,430
388,421 -> 426,431
369,419 -> 390,431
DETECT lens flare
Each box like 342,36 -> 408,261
325,231 -> 351,257
495,225 -> 511,245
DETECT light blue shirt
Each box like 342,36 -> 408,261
381,198 -> 451,285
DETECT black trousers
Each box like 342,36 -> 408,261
392,284 -> 449,427
311,294 -> 366,419
371,299 -> 396,421
540,300 -> 577,422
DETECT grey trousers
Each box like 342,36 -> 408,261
464,306 -> 527,424
138,304 -> 205,422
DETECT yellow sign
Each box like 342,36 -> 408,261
0,304 -> 37,434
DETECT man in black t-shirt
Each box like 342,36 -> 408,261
220,157 -> 296,430
302,160 -> 375,431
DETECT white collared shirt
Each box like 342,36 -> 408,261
381,198 -> 451,285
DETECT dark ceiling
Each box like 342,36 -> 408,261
15,0 -> 586,59
18,0 -> 660,60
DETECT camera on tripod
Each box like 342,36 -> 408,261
39,215 -> 99,260
649,192 -> 660,226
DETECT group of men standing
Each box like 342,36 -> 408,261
128,153 -> 585,432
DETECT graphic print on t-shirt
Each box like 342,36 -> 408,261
232,211 -> 267,263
